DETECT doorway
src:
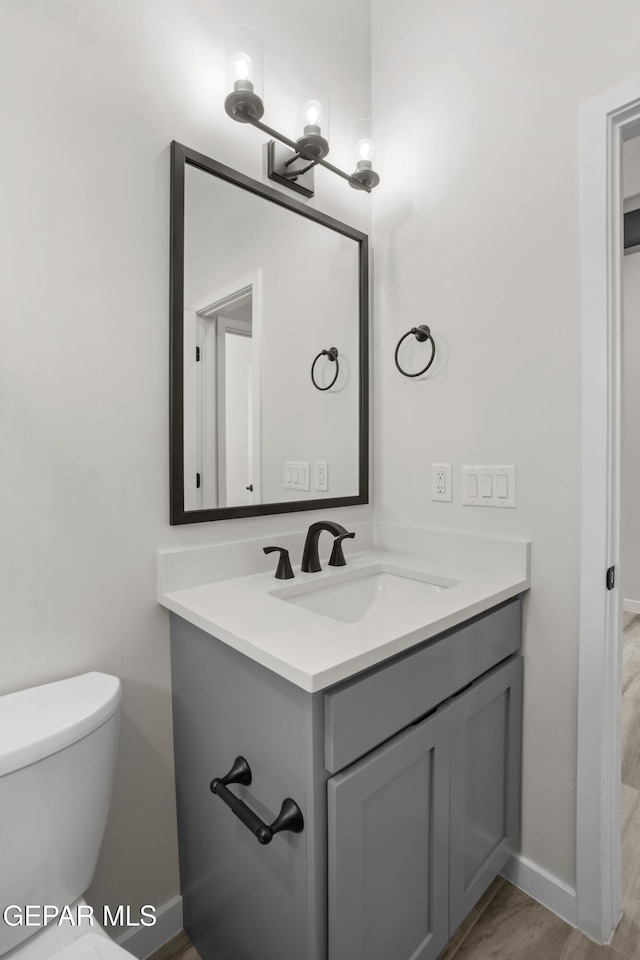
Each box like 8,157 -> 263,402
611,134 -> 640,952
577,76 -> 640,942
199,287 -> 254,509
183,272 -> 262,511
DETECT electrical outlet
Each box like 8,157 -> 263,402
314,461 -> 328,492
431,463 -> 452,502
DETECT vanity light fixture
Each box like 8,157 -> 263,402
224,26 -> 379,198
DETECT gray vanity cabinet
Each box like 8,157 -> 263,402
448,656 -> 523,932
326,655 -> 523,960
327,706 -> 452,960
170,614 -> 327,960
170,598 -> 523,960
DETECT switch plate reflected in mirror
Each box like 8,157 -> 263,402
170,142 -> 369,524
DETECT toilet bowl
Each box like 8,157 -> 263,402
2,905 -> 130,960
0,674 -> 136,960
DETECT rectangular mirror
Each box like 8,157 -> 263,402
170,142 -> 369,523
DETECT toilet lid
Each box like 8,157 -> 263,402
0,673 -> 121,777
52,934 -> 134,960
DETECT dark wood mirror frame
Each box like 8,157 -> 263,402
169,141 -> 369,524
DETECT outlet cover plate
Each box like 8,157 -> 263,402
314,460 -> 328,492
431,463 -> 452,502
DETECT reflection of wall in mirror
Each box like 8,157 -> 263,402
184,164 -> 360,504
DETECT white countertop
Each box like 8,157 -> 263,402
159,530 -> 530,692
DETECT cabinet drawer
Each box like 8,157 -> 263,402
324,598 -> 521,773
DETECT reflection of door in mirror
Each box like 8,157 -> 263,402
217,310 -> 252,507
183,275 -> 261,510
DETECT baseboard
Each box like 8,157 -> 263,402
623,598 -> 640,614
501,854 -> 577,928
115,896 -> 183,960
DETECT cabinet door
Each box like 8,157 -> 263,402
327,706 -> 451,960
449,656 -> 523,933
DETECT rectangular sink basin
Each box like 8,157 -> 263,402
270,565 -> 459,624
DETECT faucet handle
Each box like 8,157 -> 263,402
263,546 -> 295,580
329,532 -> 356,567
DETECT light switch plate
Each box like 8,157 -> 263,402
431,463 -> 453,502
284,461 -> 310,491
462,465 -> 516,507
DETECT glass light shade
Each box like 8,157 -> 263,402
348,118 -> 380,190
294,78 -> 330,160
350,118 -> 376,165
225,25 -> 263,99
298,79 -> 330,139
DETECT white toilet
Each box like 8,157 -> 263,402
0,673 -> 136,960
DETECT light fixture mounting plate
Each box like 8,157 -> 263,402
267,140 -> 315,198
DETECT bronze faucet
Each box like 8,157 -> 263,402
301,521 -> 355,573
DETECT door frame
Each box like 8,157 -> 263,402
577,72 -> 640,942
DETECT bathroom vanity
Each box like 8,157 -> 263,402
165,140 -> 528,960
162,527 -> 528,960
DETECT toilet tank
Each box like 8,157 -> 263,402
0,673 -> 122,957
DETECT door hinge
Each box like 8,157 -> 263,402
606,566 -> 615,590
196,472 -> 201,489
196,346 -> 200,361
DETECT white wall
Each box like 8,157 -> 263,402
622,137 -> 640,610
371,0 -> 640,892
0,0 -> 371,929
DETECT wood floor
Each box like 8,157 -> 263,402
151,615 -> 640,960
147,932 -> 199,960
